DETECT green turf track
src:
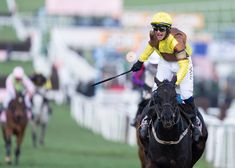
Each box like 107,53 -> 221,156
0,102 -> 212,168
0,103 -> 139,168
16,0 -> 45,13
0,60 -> 33,76
0,26 -> 20,43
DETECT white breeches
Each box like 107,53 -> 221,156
153,57 -> 194,100
3,92 -> 32,109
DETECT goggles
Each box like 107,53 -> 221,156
153,26 -> 168,32
151,24 -> 170,32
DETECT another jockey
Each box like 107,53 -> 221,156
130,54 -> 159,127
131,12 -> 201,142
30,72 -> 52,114
2,66 -> 35,120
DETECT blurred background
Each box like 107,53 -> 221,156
0,0 -> 235,167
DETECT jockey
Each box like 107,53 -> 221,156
131,12 -> 201,142
2,66 -> 35,120
30,72 -> 52,114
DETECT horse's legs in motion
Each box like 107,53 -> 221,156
39,123 -> 47,145
15,126 -> 25,165
31,121 -> 37,148
4,129 -> 12,165
15,130 -> 25,165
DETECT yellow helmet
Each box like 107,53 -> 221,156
151,12 -> 172,27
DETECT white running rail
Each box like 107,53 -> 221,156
71,89 -> 140,145
71,90 -> 235,167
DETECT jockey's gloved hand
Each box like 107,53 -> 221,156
131,60 -> 143,72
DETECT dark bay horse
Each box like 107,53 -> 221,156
136,77 -> 208,168
1,92 -> 28,165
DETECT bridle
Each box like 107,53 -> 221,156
150,81 -> 191,145
151,82 -> 180,126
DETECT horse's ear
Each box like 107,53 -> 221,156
154,77 -> 161,86
171,75 -> 177,85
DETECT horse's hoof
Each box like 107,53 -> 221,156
33,143 -> 37,148
5,156 -> 12,165
39,140 -> 44,145
14,160 -> 19,166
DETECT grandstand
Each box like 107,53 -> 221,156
124,0 -> 235,39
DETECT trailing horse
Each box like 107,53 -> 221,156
31,89 -> 52,147
1,92 -> 28,165
30,73 -> 52,147
136,77 -> 208,168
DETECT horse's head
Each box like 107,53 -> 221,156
8,92 -> 27,122
152,76 -> 179,128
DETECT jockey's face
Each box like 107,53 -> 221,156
15,77 -> 22,82
153,26 -> 168,41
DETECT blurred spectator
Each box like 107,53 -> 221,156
50,64 -> 59,90
218,78 -> 234,120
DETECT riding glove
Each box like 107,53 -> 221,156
131,60 -> 143,72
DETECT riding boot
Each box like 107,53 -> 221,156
0,107 -> 7,123
184,98 -> 201,142
130,118 -> 137,127
27,107 -> 34,120
140,115 -> 151,139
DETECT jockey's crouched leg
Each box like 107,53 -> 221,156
26,108 -> 34,120
25,95 -> 34,120
0,108 -> 7,124
139,100 -> 155,139
184,97 -> 202,142
140,115 -> 151,139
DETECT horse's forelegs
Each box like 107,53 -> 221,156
15,132 -> 24,165
39,123 -> 47,145
5,137 -> 12,165
31,122 -> 37,148
14,147 -> 20,165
